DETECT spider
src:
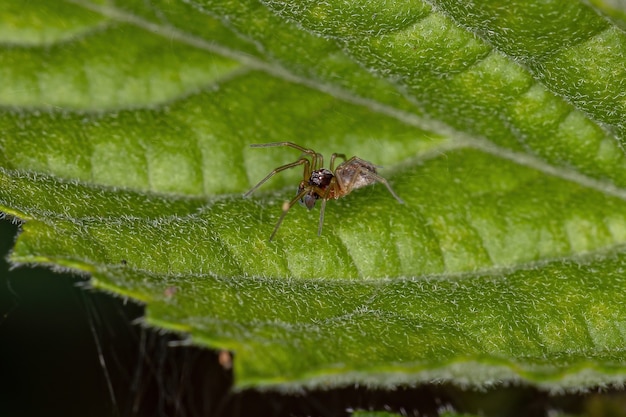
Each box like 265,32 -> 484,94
244,142 -> 404,241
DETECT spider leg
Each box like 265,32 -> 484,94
374,174 -> 404,203
250,142 -> 324,171
244,158 -> 310,197
318,198 -> 328,236
316,179 -> 338,236
250,141 -> 312,153
329,153 -> 347,171
269,187 -> 310,241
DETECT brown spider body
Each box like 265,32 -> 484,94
244,142 -> 403,241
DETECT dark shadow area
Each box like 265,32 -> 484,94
1,219 -> 625,417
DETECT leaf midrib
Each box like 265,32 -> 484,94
58,0 -> 626,202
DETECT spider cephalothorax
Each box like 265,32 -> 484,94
299,168 -> 334,209
244,142 -> 403,241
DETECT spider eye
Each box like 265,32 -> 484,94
299,193 -> 317,210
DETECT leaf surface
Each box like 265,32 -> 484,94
1,0 -> 626,389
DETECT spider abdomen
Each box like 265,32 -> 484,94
336,159 -> 378,191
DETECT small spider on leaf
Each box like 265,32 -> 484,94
244,142 -> 404,241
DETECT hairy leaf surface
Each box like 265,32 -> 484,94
1,0 -> 626,389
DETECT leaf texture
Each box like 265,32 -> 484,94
1,0 -> 626,389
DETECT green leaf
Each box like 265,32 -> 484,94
1,0 -> 626,390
